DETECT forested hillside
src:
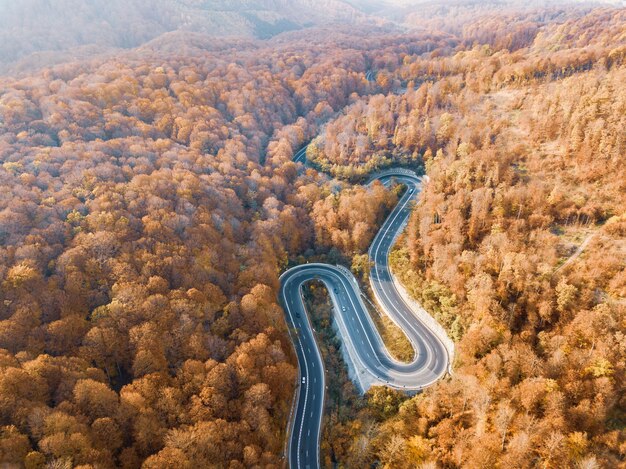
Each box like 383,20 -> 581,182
311,8 -> 626,468
0,3 -> 624,468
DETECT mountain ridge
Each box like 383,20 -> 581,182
0,0 -> 368,75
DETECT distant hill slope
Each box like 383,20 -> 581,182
0,0 -> 365,74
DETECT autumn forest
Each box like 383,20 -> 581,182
0,2 -> 624,468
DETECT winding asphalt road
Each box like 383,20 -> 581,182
280,151 -> 450,469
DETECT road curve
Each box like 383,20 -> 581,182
280,163 -> 450,469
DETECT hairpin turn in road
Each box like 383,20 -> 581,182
280,150 -> 451,469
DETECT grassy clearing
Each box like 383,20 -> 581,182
361,286 -> 415,363
553,224 -> 598,268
